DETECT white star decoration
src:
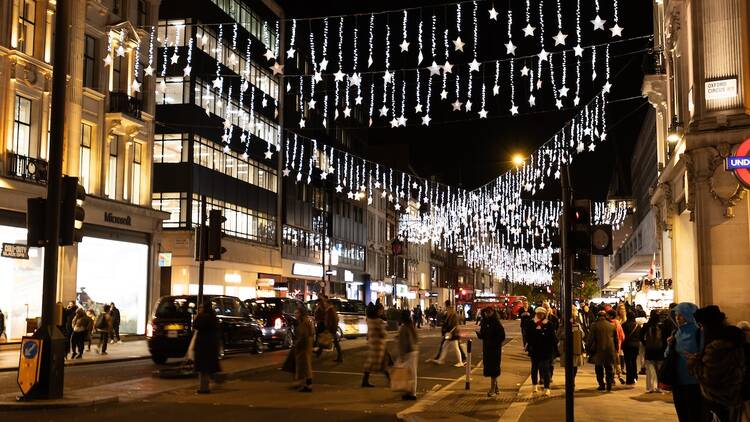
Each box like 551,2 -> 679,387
379,105 -> 389,117
538,50 -> 549,62
144,64 -> 153,75
453,36 -> 465,52
555,99 -> 563,109
603,81 -> 612,93
131,79 -> 141,93
414,103 -> 423,113
334,70 -> 346,82
283,169 -> 291,177
170,52 -> 179,64
349,73 -> 361,86
212,77 -> 223,90
428,61 -> 441,76
559,86 -> 569,97
479,109 -> 488,118
465,100 -> 473,112
523,24 -> 536,37
383,71 -> 394,84
529,95 -> 536,106
452,99 -> 463,111
116,45 -> 126,57
418,50 -> 424,64
313,71 -> 323,83
390,117 -> 399,128
264,49 -> 276,62
397,116 -> 407,127
553,31 -> 568,46
510,105 -> 519,115
400,40 -> 410,52
440,89 -> 448,100
264,150 -> 273,160
493,84 -> 500,96
468,59 -> 480,72
286,47 -> 296,58
308,99 -> 316,109
183,65 -> 192,77
103,55 -> 113,67
422,115 -> 432,126
442,61 -> 454,74
489,7 -> 498,20
591,15 -> 607,31
298,117 -> 306,128
520,66 -> 530,77
355,95 -> 363,105
270,62 -> 284,75
319,58 -> 329,71
610,23 -> 624,37
505,41 -> 517,56
574,45 -> 584,57
343,107 -> 351,117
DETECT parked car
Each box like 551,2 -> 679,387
244,297 -> 303,349
147,295 -> 263,364
305,298 -> 367,339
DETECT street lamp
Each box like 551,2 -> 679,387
512,154 -> 526,167
667,116 -> 683,143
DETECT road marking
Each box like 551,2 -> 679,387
312,370 -> 456,382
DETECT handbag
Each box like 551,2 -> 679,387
658,340 -> 678,391
390,360 -> 415,393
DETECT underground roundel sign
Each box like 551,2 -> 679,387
727,138 -> 750,189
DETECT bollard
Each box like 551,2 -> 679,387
465,338 -> 472,390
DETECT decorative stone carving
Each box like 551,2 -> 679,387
709,143 -> 746,218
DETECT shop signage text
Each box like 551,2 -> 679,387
104,212 -> 132,226
2,243 -> 29,259
705,78 -> 737,101
727,138 -> 750,189
292,263 -> 324,278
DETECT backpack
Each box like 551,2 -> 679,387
95,314 -> 107,331
644,324 -> 663,353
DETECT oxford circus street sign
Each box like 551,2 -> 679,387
726,138 -> 750,189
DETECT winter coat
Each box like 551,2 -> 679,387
640,320 -> 666,361
293,316 -> 314,381
558,322 -> 585,367
688,324 -> 746,409
622,319 -> 642,350
110,307 -> 121,327
587,317 -> 617,366
364,317 -> 387,372
398,323 -> 418,356
443,309 -> 459,338
95,312 -> 112,333
192,311 -> 221,374
670,303 -> 701,386
526,318 -> 557,361
478,316 -> 506,377
324,305 -> 339,335
72,314 -> 91,333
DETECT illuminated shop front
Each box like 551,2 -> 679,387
0,225 -> 43,341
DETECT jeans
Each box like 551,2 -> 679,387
595,364 -> 614,387
112,325 -> 120,342
99,331 -> 109,353
672,384 -> 703,422
623,346 -> 639,383
72,331 -> 86,356
531,358 -> 551,388
644,360 -> 661,392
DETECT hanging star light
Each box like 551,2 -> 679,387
488,7 -> 498,20
397,115 -> 407,126
334,70 -> 346,81
505,41 -> 517,56
350,72 -> 362,86
343,106 -> 352,117
553,31 -> 568,46
479,109 -> 488,118
400,40 -> 410,52
591,15 -> 607,30
271,62 -> 284,75
144,64 -> 153,75
308,98 -> 317,109
131,79 -> 141,93
265,150 -> 273,159
298,117 -> 306,128
440,89 -> 448,100
442,61 -> 454,74
453,36 -> 465,52
452,99 -> 463,111
355,95 -> 363,105
468,59 -> 480,72
529,94 -> 536,106
414,103 -> 423,113
465,100 -> 473,112
116,45 -> 126,57
170,52 -> 179,64
264,48 -> 276,61
383,70 -> 394,84
574,44 -> 584,57
521,66 -> 530,76
379,105 -> 390,116
319,58 -> 329,71
522,24 -> 536,37
610,23 -> 624,37
286,47 -> 296,58
428,61 -> 441,76
493,84 -> 500,95
538,49 -> 549,62
103,54 -> 113,67
559,86 -> 569,97
183,65 -> 192,77
313,71 -> 323,83
510,104 -> 519,115
390,117 -> 399,127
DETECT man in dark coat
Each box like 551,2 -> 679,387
109,303 -> 121,343
61,301 -> 78,358
587,310 -> 617,391
193,302 -> 221,394
324,300 -> 342,362
478,307 -> 506,397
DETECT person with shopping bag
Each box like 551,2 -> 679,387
477,307 -> 506,397
391,309 -> 419,400
282,305 -> 314,392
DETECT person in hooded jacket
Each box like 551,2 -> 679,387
668,302 -> 704,422
526,306 -> 556,396
689,305 -> 746,422
640,309 -> 667,393
477,307 -> 506,397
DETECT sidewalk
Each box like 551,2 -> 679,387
0,339 -> 150,372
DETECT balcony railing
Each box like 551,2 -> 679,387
108,91 -> 143,119
6,152 -> 48,184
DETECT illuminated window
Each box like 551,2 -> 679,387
83,35 -> 97,89
12,95 -> 32,156
17,0 -> 35,56
107,135 -> 118,198
131,142 -> 142,204
79,123 -> 92,192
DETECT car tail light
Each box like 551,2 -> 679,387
146,321 -> 154,338
274,317 -> 283,330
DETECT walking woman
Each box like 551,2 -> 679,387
477,307 -> 506,397
622,311 -> 641,384
667,302 -> 704,422
640,309 -> 666,393
193,302 -> 221,394
71,308 -> 89,359
526,306 -> 557,396
557,305 -> 585,388
398,309 -> 419,400
362,303 -> 389,387
292,305 -> 314,392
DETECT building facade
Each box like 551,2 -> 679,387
152,0 -> 285,300
644,0 -> 750,321
0,0 -> 167,340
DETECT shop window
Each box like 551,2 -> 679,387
83,35 -> 97,89
79,123 -> 92,192
152,192 -> 187,228
112,55 -> 123,92
17,0 -> 35,56
154,133 -> 187,163
131,142 -> 142,204
12,95 -> 32,156
106,135 -> 118,198
156,77 -> 188,104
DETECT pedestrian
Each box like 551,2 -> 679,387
193,302 -> 221,394
477,307 -> 506,397
290,305 -> 314,392
587,310 -> 617,392
557,305 -> 585,387
666,302 -> 704,422
397,309 -> 419,400
85,309 -> 96,351
0,308 -> 6,343
71,308 -> 89,359
362,303 -> 389,387
313,295 -> 328,353
94,304 -> 113,355
519,300 -> 533,347
109,303 -> 121,343
616,304 -> 628,377
690,305 -> 746,422
526,306 -> 556,396
622,311 -> 641,384
62,301 -> 77,358
736,320 -> 750,419
428,300 -> 465,367
640,309 -> 667,393
608,309 -> 626,384
324,298 -> 342,362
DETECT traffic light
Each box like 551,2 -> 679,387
591,224 -> 613,256
207,209 -> 227,260
27,197 -> 47,247
59,176 -> 86,245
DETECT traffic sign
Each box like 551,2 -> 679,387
728,138 -> 750,188
17,337 -> 43,396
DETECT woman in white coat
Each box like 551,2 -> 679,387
398,309 -> 419,400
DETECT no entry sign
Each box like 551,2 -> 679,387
727,138 -> 750,189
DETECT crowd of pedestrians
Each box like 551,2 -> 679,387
60,300 -> 123,359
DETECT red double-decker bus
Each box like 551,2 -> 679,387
473,295 -> 527,319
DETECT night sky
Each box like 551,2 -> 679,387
278,0 -> 654,200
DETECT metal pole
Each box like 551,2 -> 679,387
561,164 -> 574,422
321,188 -> 326,296
198,195 -> 206,307
30,0 -> 70,400
465,339 -> 472,389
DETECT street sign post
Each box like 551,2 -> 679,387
17,337 -> 43,396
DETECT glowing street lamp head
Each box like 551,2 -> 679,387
512,154 -> 525,167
